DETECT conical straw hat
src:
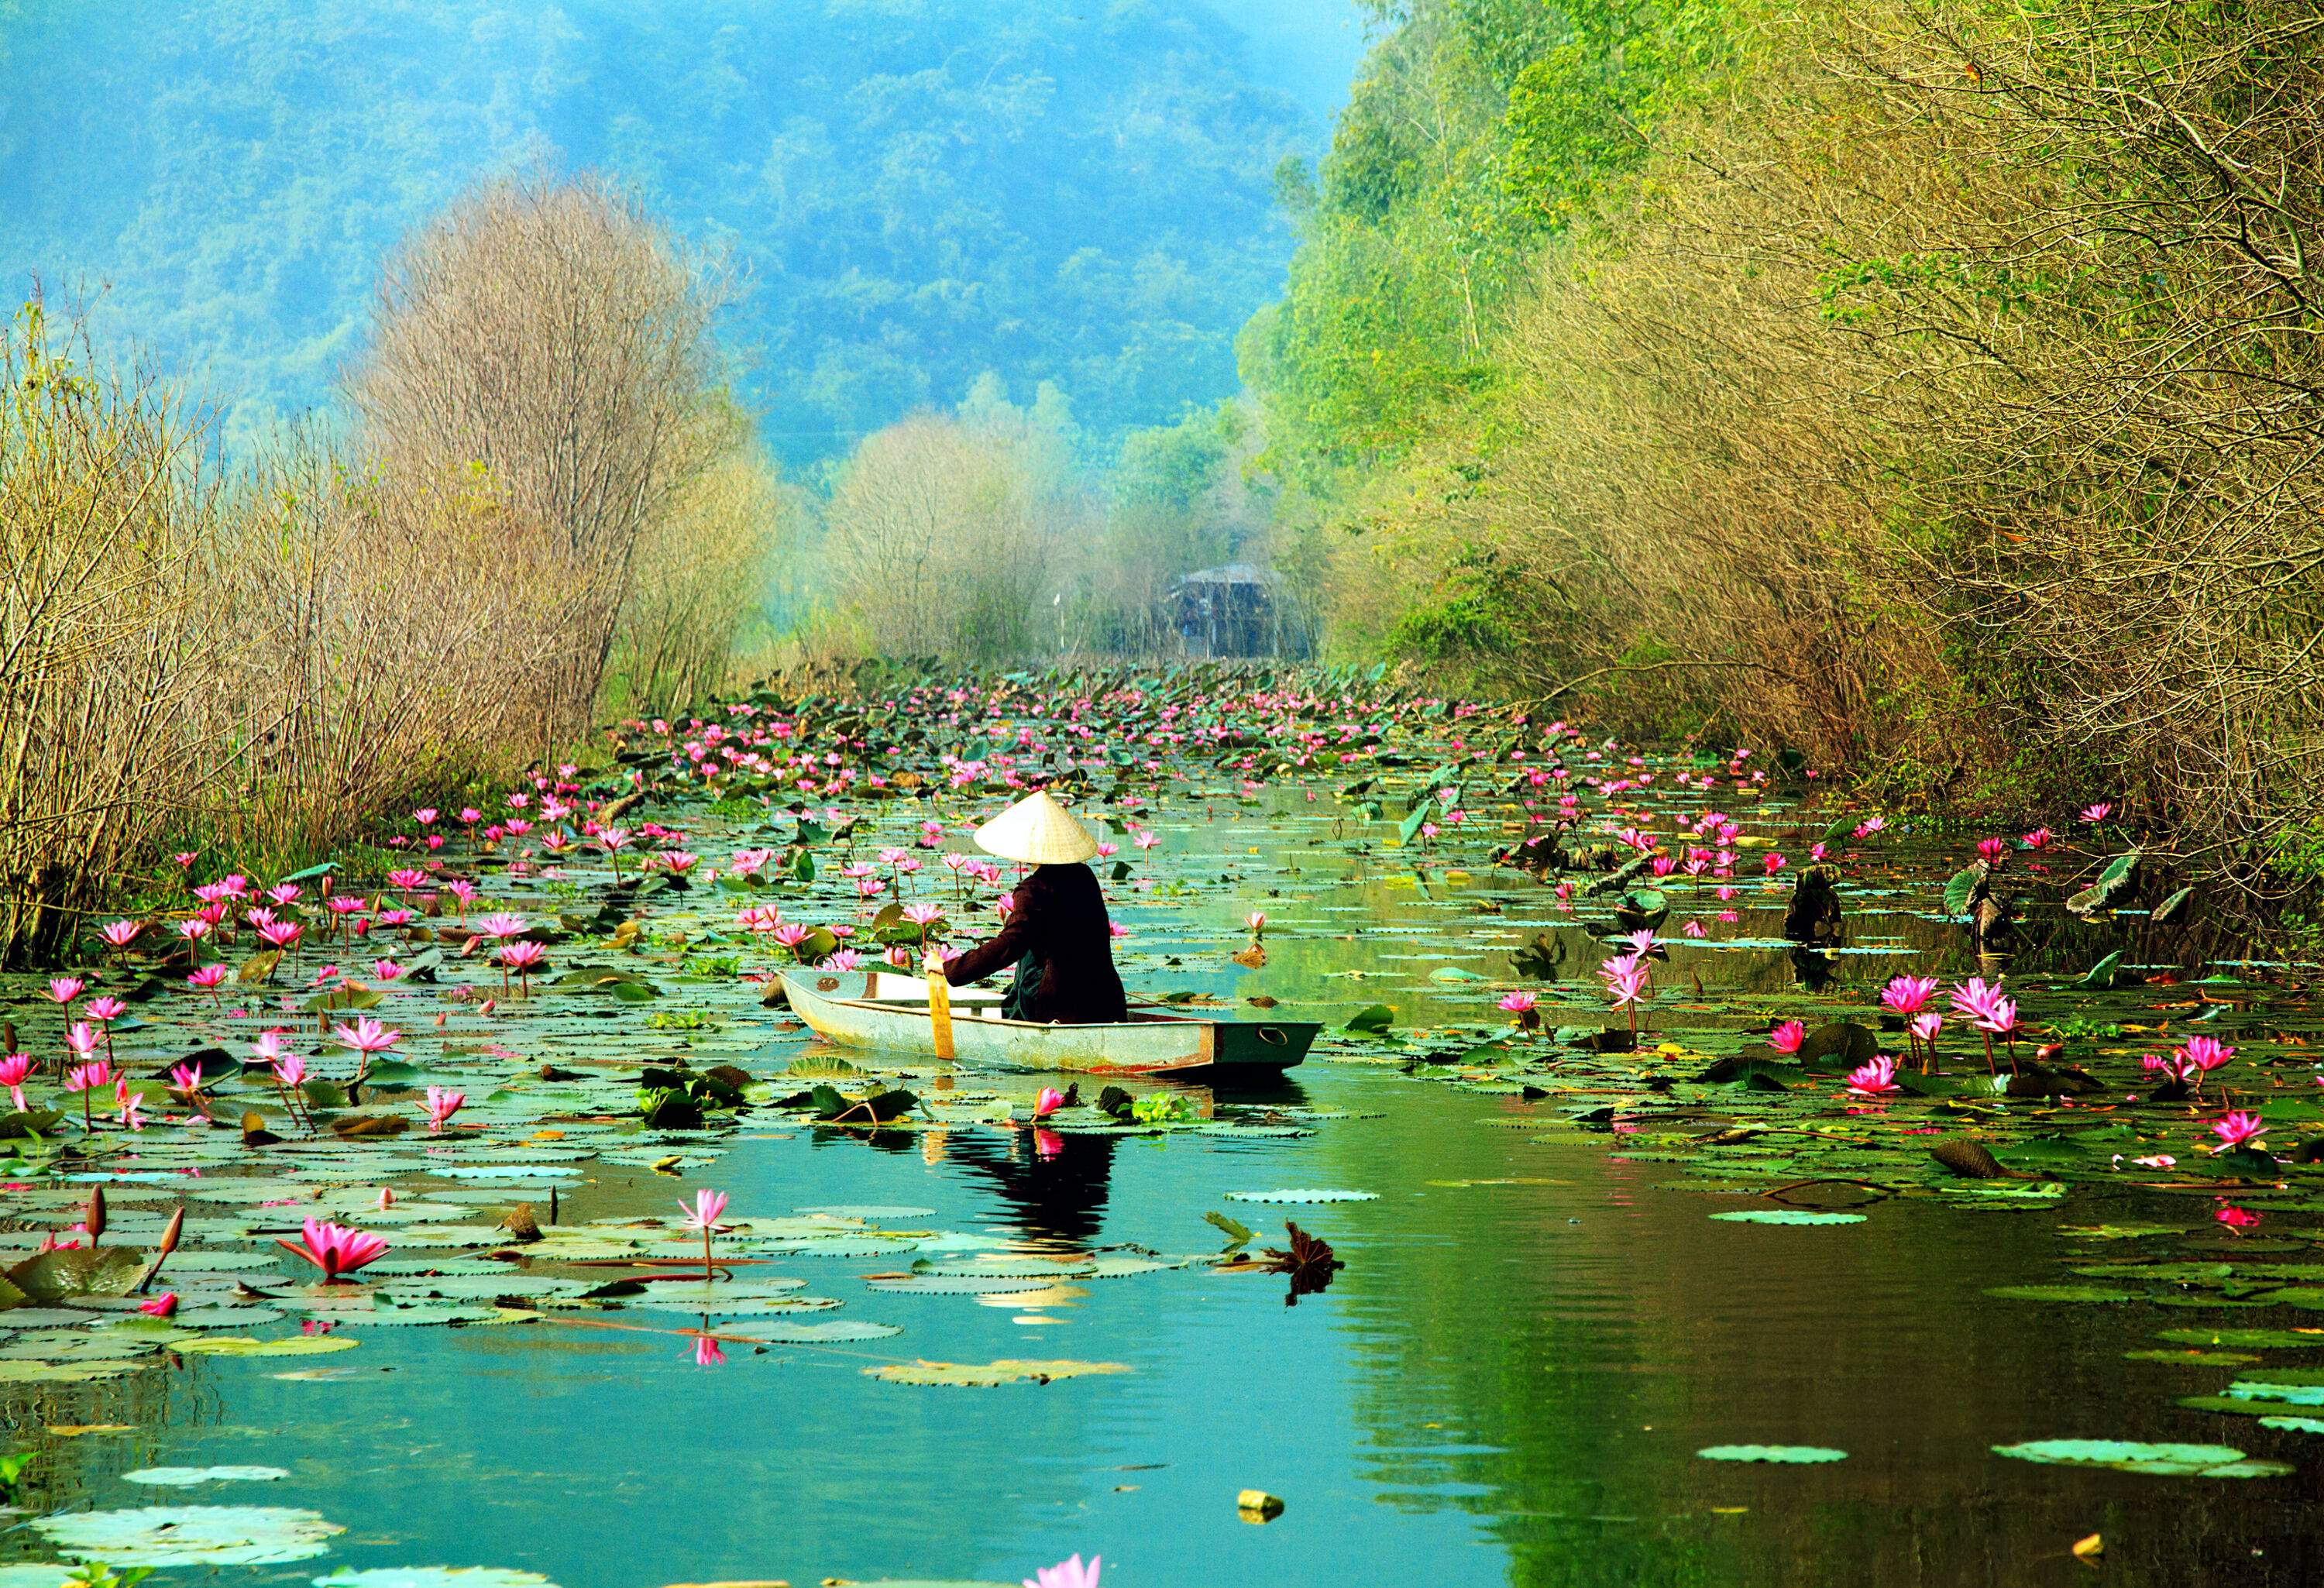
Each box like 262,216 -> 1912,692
973,789 -> 1099,865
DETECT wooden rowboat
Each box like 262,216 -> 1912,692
779,968 -> 1315,1078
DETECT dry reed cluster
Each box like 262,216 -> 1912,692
1342,0 -> 2324,873
0,174 -> 779,964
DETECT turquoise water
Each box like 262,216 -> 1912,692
5,757 -> 2322,1586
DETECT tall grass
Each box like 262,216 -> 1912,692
0,306 -> 215,963
0,177 -> 782,966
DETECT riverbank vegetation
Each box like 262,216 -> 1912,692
1245,0 -> 2324,874
0,175 -> 775,964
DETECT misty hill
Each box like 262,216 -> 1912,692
0,0 -> 1355,462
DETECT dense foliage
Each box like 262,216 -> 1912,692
1243,0 -> 2324,875
0,0 -> 1324,462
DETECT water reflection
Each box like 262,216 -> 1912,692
950,1127 -> 1120,1247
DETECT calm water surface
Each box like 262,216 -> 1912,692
7,796 -> 2321,1587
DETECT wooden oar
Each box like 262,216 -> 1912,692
926,964 -> 956,1061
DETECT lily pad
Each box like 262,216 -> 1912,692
724,1318 -> 903,1343
33,1505 -> 346,1566
1992,1438 -> 2290,1477
314,1572 -> 558,1588
863,1358 -> 1130,1387
1709,1210 -> 1865,1226
124,1466 -> 292,1486
1223,1189 -> 1377,1205
1984,1285 -> 2136,1304
1696,1445 -> 1847,1464
178,1335 -> 362,1357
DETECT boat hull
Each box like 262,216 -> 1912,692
779,970 -> 1312,1077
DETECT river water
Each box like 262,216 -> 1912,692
4,734 -> 2320,1587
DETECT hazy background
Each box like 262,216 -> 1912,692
0,0 -> 1369,464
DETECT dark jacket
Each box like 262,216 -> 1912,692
944,862 -> 1128,1024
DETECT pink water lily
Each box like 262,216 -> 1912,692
2210,1111 -> 2267,1153
425,1085 -> 466,1133
1033,1086 -> 1065,1119
679,1188 -> 730,1282
1880,975 -> 1937,1016
1026,1555 -> 1100,1588
277,1218 -> 390,1282
1767,1019 -> 1807,1055
1845,1056 -> 1900,1097
0,1053 -> 29,1112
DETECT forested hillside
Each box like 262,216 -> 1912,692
0,0 -> 1345,460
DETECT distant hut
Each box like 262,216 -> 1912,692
1167,562 -> 1292,658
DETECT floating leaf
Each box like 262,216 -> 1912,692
124,1466 -> 291,1487
1709,1210 -> 1865,1226
1224,1189 -> 1377,1205
1697,1445 -> 1847,1464
1993,1439 -> 2289,1477
178,1335 -> 361,1358
1984,1285 -> 2134,1304
33,1506 -> 346,1566
314,1571 -> 557,1588
863,1358 -> 1129,1387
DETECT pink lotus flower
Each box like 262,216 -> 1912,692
276,1218 -> 390,1282
1246,911 -> 1267,936
372,958 -> 407,981
1026,1555 -> 1100,1588
679,1188 -> 728,1280
258,919 -> 304,951
64,1023 -> 101,1061
0,1053 -> 29,1112
187,964 -> 228,994
1134,832 -> 1159,851
691,1335 -> 726,1368
2021,827 -> 2052,849
332,1017 -> 401,1058
1033,1086 -> 1065,1119
2216,1204 -> 2263,1232
1975,837 -> 2007,864
1681,919 -> 1706,938
499,938 -> 547,995
139,1291 -> 180,1318
1881,975 -> 1937,1016
679,1189 -> 729,1232
823,949 -> 862,972
98,919 -> 143,950
1768,1019 -> 1807,1055
1845,1056 -> 1900,1097
2080,803 -> 2112,823
1498,990 -> 1537,1014
2177,1036 -> 2234,1088
475,912 -> 528,940
1909,1011 -> 1941,1045
2210,1111 -> 2267,1153
84,995 -> 125,1025
425,1085 -> 465,1132
48,977 -> 84,1007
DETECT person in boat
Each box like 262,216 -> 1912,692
941,789 -> 1129,1024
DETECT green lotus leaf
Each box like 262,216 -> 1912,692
33,1505 -> 346,1565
